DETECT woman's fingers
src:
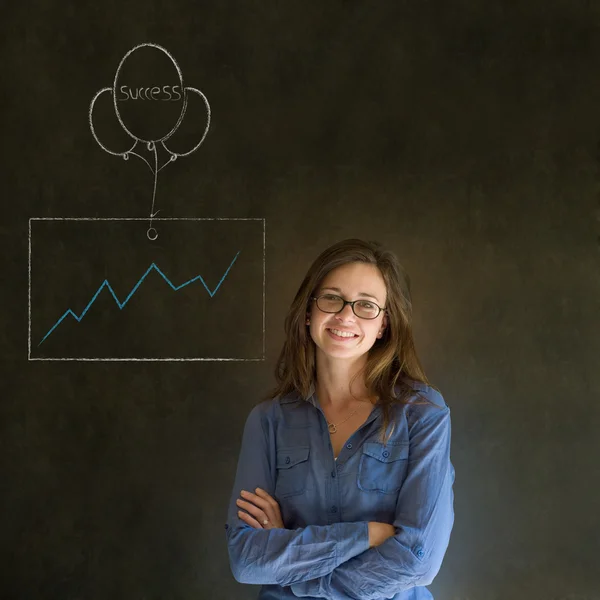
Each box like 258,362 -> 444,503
252,488 -> 285,528
237,488 -> 285,529
254,488 -> 278,506
237,508 -> 266,528
241,489 -> 271,509
237,490 -> 271,528
236,497 -> 265,520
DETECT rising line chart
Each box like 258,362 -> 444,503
38,252 -> 240,346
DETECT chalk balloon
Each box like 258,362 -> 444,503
90,43 -> 211,241
113,43 -> 187,143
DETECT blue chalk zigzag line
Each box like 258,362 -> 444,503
39,251 -> 240,345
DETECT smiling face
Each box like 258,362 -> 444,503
307,262 -> 388,360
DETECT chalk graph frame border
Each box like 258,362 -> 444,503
28,217 -> 266,362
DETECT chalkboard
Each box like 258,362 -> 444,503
2,2 -> 600,600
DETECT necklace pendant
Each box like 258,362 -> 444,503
328,422 -> 337,434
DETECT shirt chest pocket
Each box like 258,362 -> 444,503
357,442 -> 409,494
275,446 -> 310,498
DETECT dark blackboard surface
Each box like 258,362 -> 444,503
2,1 -> 600,599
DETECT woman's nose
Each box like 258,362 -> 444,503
336,303 -> 355,319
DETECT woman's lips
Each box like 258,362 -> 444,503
326,328 -> 359,341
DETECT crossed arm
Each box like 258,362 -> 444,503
289,407 -> 454,599
226,404 -> 455,599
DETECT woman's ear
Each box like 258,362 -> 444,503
381,312 -> 388,332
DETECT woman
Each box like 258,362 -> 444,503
225,238 -> 455,599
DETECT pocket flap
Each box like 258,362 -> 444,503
276,446 -> 310,469
361,442 -> 408,463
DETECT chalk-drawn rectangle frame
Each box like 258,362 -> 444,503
28,217 -> 266,362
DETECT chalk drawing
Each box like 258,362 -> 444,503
88,43 -> 211,241
37,254 -> 241,346
29,218 -> 266,362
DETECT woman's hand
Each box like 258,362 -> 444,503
236,487 -> 285,529
368,522 -> 397,548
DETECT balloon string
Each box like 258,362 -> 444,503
149,144 -> 159,227
157,142 -> 177,173
128,150 -> 154,174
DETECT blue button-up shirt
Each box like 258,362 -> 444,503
225,377 -> 455,599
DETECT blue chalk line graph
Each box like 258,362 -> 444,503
38,251 -> 240,346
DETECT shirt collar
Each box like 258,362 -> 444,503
304,382 -> 317,406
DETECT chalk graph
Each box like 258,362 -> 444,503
29,218 -> 265,361
38,253 -> 241,346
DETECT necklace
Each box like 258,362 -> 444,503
321,392 -> 378,434
327,408 -> 359,434
327,399 -> 376,433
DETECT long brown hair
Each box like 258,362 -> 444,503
262,238 -> 439,444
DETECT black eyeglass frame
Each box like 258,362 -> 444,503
310,294 -> 386,320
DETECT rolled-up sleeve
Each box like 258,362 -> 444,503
290,405 -> 455,599
225,403 -> 371,586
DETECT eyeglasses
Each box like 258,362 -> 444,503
310,294 -> 386,320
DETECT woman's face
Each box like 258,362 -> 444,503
307,262 -> 388,360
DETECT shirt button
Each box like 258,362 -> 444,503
286,456 -> 291,464
346,443 -> 352,449
331,506 -> 337,513
415,546 -> 424,558
382,450 -> 390,458
331,470 -> 336,478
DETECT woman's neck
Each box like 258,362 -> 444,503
314,356 -> 373,410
